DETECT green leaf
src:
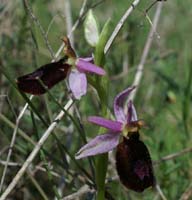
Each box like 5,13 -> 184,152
95,19 -> 112,66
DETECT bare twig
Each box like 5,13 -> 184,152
179,183 -> 192,200
0,95 -> 33,193
55,0 -> 88,59
64,0 -> 74,47
128,2 -> 163,101
0,160 -> 61,178
68,0 -> 87,39
23,0 -> 55,59
155,184 -> 167,200
154,146 -> 192,165
27,170 -> 49,200
62,185 -> 95,200
104,0 -> 141,54
0,160 -> 21,167
0,99 -> 74,200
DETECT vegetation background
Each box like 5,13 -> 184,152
0,0 -> 192,199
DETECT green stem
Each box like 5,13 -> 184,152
95,154 -> 108,200
93,19 -> 112,200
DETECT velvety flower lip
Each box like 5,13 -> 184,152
76,58 -> 106,75
114,86 -> 136,123
75,131 -> 120,159
88,116 -> 123,132
76,86 -> 137,159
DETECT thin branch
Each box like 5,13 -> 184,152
68,0 -> 87,39
62,185 -> 95,200
64,0 -> 74,47
0,95 -> 33,193
55,0 -> 88,59
23,0 -> 55,59
179,183 -> 192,200
155,184 -> 167,200
0,160 -> 61,178
128,2 -> 163,101
154,146 -> 192,165
27,170 -> 49,200
0,99 -> 74,200
104,0 -> 141,54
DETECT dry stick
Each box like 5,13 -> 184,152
0,159 -> 61,178
154,146 -> 192,165
62,185 -> 95,200
0,160 -> 21,167
128,2 -> 163,101
179,183 -> 192,200
54,0 -> 87,59
104,0 -> 141,54
0,95 -> 33,193
23,0 -> 55,59
0,99 -> 74,200
27,170 -> 49,200
155,184 -> 167,200
64,0 -> 74,47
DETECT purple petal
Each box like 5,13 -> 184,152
69,70 -> 87,99
127,100 -> 138,123
75,131 -> 120,159
88,116 -> 123,132
76,58 -> 106,75
114,86 -> 136,123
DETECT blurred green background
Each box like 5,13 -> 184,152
0,0 -> 192,199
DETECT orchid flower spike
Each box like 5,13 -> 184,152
63,37 -> 106,99
75,86 -> 145,159
16,37 -> 105,98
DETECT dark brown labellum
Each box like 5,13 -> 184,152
116,132 -> 155,192
17,58 -> 71,95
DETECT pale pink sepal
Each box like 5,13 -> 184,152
88,116 -> 123,132
69,70 -> 87,99
75,132 -> 120,159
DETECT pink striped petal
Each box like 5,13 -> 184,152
69,70 -> 87,99
75,131 -> 120,159
114,86 -> 136,123
88,116 -> 123,132
127,100 -> 138,123
76,58 -> 106,75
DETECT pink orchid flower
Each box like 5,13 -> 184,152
75,86 -> 155,192
69,57 -> 105,100
75,86 -> 144,159
16,37 -> 105,99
